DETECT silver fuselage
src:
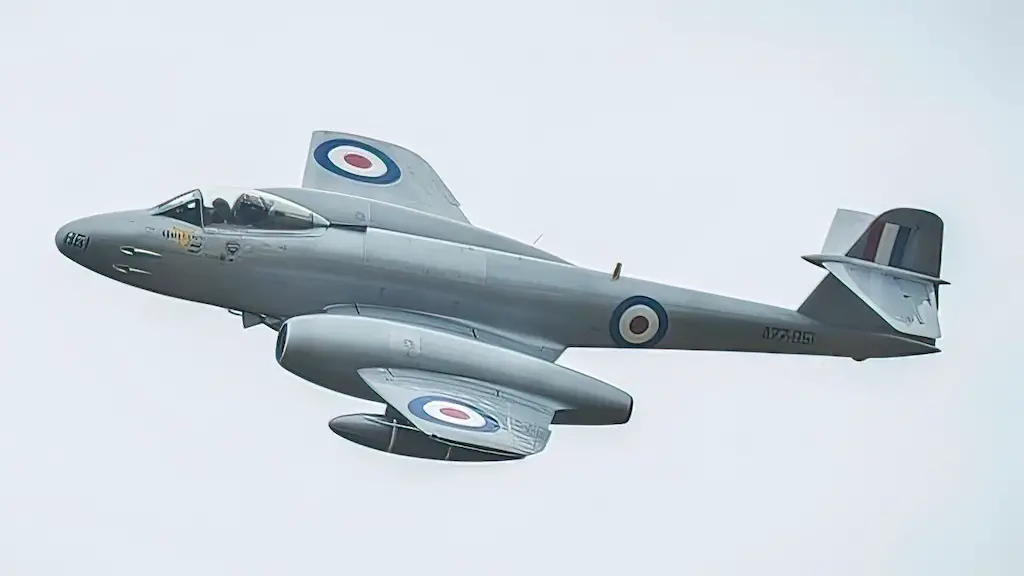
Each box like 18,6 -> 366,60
56,206 -> 936,403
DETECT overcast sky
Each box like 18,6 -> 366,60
1,1 -> 1019,574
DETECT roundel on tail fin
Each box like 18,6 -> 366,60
313,138 -> 402,185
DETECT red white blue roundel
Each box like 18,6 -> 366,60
609,295 -> 669,347
313,138 -> 402,185
407,395 -> 501,433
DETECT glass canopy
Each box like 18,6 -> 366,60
152,187 -> 328,231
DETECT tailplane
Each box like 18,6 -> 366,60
798,208 -> 946,344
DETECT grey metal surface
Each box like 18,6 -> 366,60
54,130 -> 949,461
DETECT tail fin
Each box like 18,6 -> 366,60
798,208 -> 946,344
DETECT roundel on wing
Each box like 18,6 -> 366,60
407,395 -> 501,433
609,295 -> 669,347
313,138 -> 402,185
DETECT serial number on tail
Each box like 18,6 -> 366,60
762,326 -> 815,345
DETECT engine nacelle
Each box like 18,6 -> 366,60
328,412 -> 523,462
275,313 -> 633,426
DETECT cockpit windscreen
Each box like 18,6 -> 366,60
153,187 -> 327,231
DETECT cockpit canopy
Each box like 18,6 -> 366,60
151,187 -> 329,231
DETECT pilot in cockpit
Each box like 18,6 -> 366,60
206,197 -> 233,225
232,192 -> 270,227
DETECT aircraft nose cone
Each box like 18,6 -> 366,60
54,220 -> 92,258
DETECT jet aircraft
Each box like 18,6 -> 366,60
55,131 -> 949,462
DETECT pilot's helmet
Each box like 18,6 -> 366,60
234,193 -> 271,225
242,193 -> 269,210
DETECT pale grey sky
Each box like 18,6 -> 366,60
1,1 -> 1019,574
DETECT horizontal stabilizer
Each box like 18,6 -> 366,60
822,261 -> 941,340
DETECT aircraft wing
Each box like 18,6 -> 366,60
301,130 -> 471,224
356,367 -> 557,458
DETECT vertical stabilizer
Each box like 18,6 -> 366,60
844,208 -> 943,279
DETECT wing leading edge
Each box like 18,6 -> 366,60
356,367 -> 558,458
301,130 -> 471,224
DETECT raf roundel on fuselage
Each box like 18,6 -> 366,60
407,395 -> 502,433
313,138 -> 402,185
610,295 -> 669,347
